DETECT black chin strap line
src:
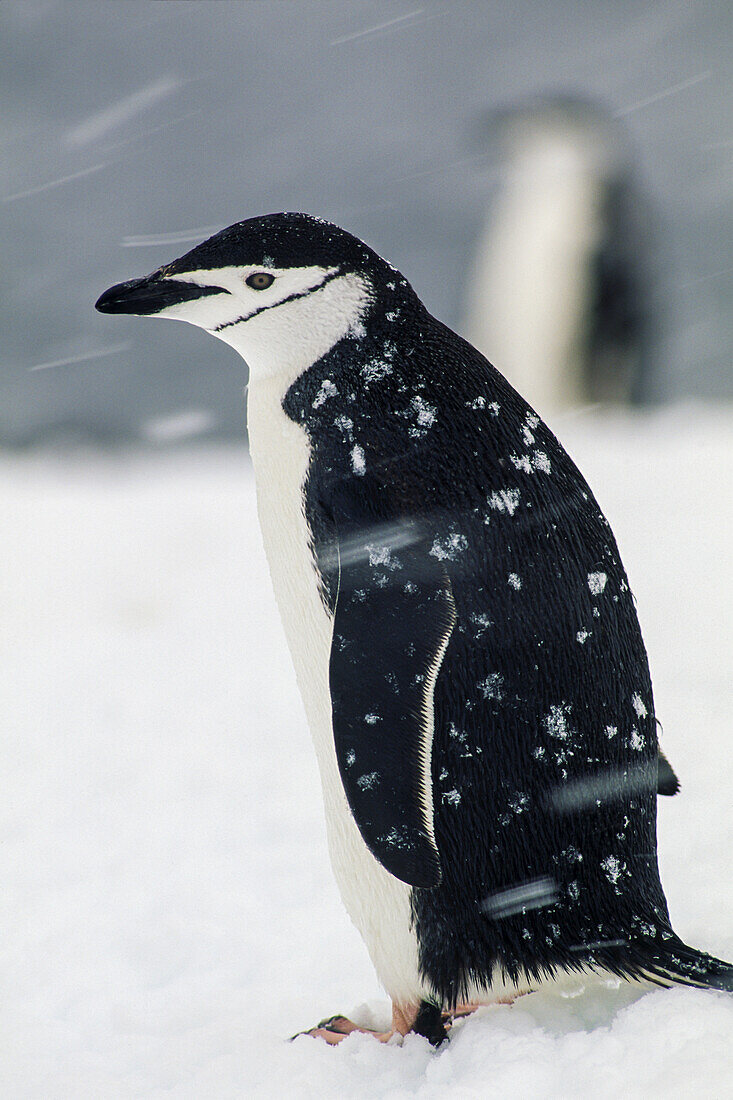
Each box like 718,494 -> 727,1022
214,266 -> 343,333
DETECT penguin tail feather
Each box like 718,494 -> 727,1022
646,938 -> 733,992
611,936 -> 733,993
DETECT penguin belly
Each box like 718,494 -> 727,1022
246,377 -> 429,1006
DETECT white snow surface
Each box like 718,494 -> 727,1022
2,406 -> 732,1099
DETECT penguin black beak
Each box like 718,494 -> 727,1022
95,274 -> 225,316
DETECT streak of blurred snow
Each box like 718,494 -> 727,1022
64,76 -> 182,148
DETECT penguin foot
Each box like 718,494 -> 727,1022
292,1014 -> 397,1045
293,1001 -> 448,1046
441,991 -> 529,1027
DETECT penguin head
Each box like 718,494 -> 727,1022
96,212 -> 409,379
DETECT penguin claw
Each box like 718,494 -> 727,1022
441,1002 -> 482,1024
317,1014 -> 351,1030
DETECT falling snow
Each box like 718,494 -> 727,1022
430,532 -> 468,560
632,693 -> 648,718
27,342 -> 132,372
65,75 -> 182,147
5,162 -> 111,203
121,223 -> 231,248
313,379 -> 339,408
468,611 -> 492,637
630,729 -> 645,751
142,409 -> 215,443
480,876 -> 559,918
442,789 -> 461,806
508,572 -> 522,589
380,825 -> 414,850
549,764 -> 657,813
588,572 -> 608,595
408,394 -> 437,438
361,358 -> 393,383
351,444 -> 366,475
478,673 -> 504,700
601,855 -> 624,891
366,545 -> 395,569
487,488 -> 520,515
509,450 -> 551,474
545,704 -> 572,740
329,9 -> 439,46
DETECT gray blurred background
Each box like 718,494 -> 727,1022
2,0 -> 731,446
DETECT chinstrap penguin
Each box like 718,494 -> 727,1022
463,96 -> 658,418
96,212 -> 731,1045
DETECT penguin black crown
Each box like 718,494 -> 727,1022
96,212 -> 732,1045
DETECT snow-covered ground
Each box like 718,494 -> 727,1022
2,406 -> 732,1099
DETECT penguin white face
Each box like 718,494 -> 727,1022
167,262 -> 371,382
96,213 -> 379,382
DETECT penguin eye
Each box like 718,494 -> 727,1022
245,272 -> 275,291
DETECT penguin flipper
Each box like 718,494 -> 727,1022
326,510 -> 454,889
657,750 -> 680,796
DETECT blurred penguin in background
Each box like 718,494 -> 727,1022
463,96 -> 660,419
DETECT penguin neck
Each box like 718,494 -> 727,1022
238,270 -> 427,475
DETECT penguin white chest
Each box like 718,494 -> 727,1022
246,378 -> 426,1005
